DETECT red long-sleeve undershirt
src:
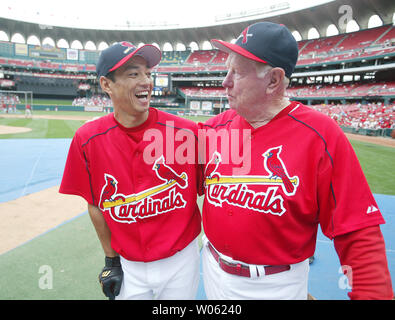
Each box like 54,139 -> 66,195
334,225 -> 394,300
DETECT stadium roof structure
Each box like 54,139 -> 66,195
0,0 -> 394,50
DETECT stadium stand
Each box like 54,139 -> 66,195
0,25 -> 393,74
335,25 -> 390,51
311,102 -> 395,130
0,23 -> 394,133
185,50 -> 216,64
286,82 -> 395,99
72,94 -> 112,107
161,51 -> 190,65
297,25 -> 395,66
211,51 -> 229,65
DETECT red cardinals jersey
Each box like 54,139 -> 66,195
200,101 -> 385,265
60,108 -> 201,262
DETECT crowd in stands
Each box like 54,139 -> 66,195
72,95 -> 179,108
286,81 -> 395,98
72,95 -> 112,107
180,87 -> 226,97
181,82 -> 395,99
0,57 -> 96,73
178,87 -> 394,130
150,96 -> 180,107
311,102 -> 395,129
2,24 -> 394,133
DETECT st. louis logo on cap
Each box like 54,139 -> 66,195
238,26 -> 253,44
120,41 -> 136,54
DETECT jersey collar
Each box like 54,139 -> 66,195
112,107 -> 157,133
234,101 -> 298,131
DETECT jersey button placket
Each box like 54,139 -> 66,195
134,148 -> 144,185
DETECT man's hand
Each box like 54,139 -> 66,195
98,256 -> 123,300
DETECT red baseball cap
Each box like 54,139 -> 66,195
96,41 -> 162,78
211,22 -> 299,78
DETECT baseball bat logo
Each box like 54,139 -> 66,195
99,156 -> 188,224
204,146 -> 299,216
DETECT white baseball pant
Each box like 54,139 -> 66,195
201,236 -> 309,300
116,238 -> 200,300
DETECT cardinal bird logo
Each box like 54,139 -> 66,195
99,174 -> 126,210
263,146 -> 298,196
204,147 -> 299,216
153,155 -> 188,188
100,174 -> 118,202
98,158 -> 189,223
205,151 -> 221,182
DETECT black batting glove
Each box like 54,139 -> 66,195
98,256 -> 123,300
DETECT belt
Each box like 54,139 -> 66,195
207,242 -> 290,277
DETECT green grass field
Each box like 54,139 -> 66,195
350,140 -> 395,195
0,117 -> 86,139
20,98 -> 74,106
0,213 -> 105,299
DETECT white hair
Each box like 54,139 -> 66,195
255,62 -> 272,78
255,62 -> 290,87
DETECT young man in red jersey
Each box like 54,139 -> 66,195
60,42 -> 201,300
199,22 -> 393,300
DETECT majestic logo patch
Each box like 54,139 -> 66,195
366,205 -> 379,214
99,155 -> 188,224
204,146 -> 299,216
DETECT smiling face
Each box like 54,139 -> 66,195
100,55 -> 153,127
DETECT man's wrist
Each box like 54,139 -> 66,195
105,256 -> 121,267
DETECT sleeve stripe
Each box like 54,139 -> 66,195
81,125 -> 118,148
287,114 -> 334,165
201,119 -> 233,129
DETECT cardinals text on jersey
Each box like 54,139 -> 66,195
204,146 -> 299,216
99,156 -> 188,224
